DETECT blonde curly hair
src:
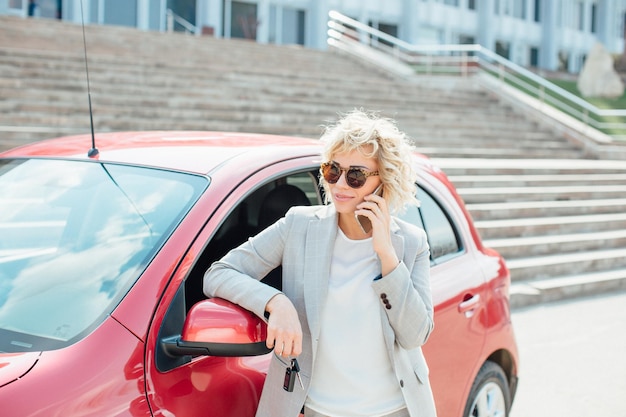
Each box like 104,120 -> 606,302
319,109 -> 419,214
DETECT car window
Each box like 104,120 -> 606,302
416,187 -> 462,263
184,169 -> 320,309
398,186 -> 462,264
0,158 -> 207,352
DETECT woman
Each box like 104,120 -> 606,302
204,109 -> 437,417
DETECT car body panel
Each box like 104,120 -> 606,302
414,166 -> 490,417
0,319 -> 150,417
0,352 -> 40,387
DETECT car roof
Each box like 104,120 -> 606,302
1,130 -> 439,179
0,131 -> 325,175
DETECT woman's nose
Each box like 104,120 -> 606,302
335,171 -> 350,188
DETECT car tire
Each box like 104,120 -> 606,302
463,360 -> 511,417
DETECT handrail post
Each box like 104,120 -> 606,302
166,9 -> 173,33
461,52 -> 467,77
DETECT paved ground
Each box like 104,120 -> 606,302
509,290 -> 626,417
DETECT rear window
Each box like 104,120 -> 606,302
0,158 -> 207,352
399,186 -> 462,264
417,187 -> 461,262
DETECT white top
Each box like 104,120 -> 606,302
305,229 -> 405,417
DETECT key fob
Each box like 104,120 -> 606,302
283,366 -> 295,392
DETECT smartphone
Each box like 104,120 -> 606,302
356,184 -> 383,234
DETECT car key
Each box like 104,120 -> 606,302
283,358 -> 303,392
283,364 -> 295,392
291,358 -> 304,390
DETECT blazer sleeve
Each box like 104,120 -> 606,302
372,224 -> 434,349
202,211 -> 294,320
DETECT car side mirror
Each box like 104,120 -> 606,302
161,298 -> 271,357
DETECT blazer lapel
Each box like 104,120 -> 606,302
303,205 -> 337,343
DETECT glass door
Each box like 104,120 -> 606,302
34,0 -> 61,18
268,4 -> 305,45
167,0 -> 196,32
229,0 -> 258,40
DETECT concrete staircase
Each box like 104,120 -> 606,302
1,15 -> 625,307
434,158 -> 626,307
0,16 -> 583,159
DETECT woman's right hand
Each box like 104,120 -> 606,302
265,293 -> 303,357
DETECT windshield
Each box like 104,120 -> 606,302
0,159 -> 207,352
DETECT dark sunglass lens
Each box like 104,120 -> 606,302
346,168 -> 366,188
323,163 -> 340,183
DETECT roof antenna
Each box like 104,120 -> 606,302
80,0 -> 98,158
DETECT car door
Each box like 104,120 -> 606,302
401,185 -> 488,417
144,159 -> 321,417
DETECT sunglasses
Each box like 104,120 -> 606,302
320,161 -> 379,189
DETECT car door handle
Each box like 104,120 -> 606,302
458,294 -> 481,317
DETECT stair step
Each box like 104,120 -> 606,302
507,248 -> 626,281
432,158 -> 626,174
457,184 -> 626,203
421,147 -> 583,160
467,198 -> 626,220
510,268 -> 626,308
449,173 -> 626,187
484,229 -> 626,258
475,212 -> 626,238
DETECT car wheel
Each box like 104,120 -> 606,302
463,360 -> 511,417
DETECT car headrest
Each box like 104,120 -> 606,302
258,184 -> 310,230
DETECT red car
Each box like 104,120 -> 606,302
0,131 -> 518,417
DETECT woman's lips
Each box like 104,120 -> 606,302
333,192 -> 354,203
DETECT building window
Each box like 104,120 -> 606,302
231,1 -> 258,40
168,0 -> 195,29
468,0 -> 476,10
578,2 -> 584,31
378,22 -> 398,38
513,0 -> 526,19
558,51 -> 569,72
368,21 -> 398,47
459,35 -> 475,44
282,8 -> 305,45
27,0 -> 62,18
496,40 -> 510,59
534,0 -> 541,22
104,0 -> 137,27
530,47 -> 539,67
591,3 -> 597,33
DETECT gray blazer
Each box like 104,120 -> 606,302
204,204 -> 437,417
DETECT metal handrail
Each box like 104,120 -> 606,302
166,9 -> 197,35
328,10 -> 626,141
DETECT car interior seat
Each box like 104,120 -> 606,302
257,184 -> 311,290
257,184 -> 311,230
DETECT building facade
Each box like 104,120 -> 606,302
3,0 -> 625,73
